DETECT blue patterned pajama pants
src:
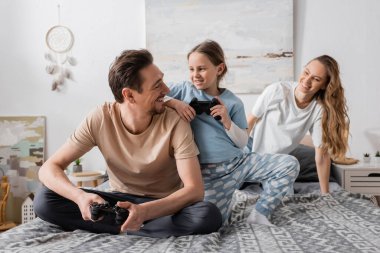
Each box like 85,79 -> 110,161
201,152 -> 300,223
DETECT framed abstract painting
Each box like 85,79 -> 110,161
0,116 -> 45,223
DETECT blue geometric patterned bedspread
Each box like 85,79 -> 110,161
0,190 -> 379,253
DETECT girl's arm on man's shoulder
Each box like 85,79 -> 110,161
165,98 -> 196,122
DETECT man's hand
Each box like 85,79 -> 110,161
117,201 -> 147,232
75,191 -> 106,221
210,97 -> 231,129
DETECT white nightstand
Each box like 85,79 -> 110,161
68,171 -> 106,187
332,162 -> 380,195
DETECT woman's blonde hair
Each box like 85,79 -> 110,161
311,55 -> 350,159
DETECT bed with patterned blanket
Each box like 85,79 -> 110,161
0,189 -> 380,253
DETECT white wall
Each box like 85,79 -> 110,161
0,0 -> 379,170
0,0 -> 145,169
294,0 -> 380,157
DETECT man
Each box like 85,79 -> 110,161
34,49 -> 222,238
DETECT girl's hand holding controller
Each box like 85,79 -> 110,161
210,96 -> 232,129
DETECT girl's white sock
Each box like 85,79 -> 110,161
246,210 -> 273,226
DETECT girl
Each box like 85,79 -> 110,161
247,55 -> 350,194
166,40 -> 299,225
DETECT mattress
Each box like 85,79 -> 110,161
0,188 -> 379,253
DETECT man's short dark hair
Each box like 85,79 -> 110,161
108,49 -> 153,103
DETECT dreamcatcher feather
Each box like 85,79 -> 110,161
45,5 -> 77,91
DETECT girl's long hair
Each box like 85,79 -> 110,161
312,55 -> 350,159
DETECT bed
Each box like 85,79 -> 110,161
0,183 -> 379,253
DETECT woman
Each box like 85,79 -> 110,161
247,55 -> 349,194
165,40 -> 299,225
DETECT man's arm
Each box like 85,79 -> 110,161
38,142 -> 105,219
247,114 -> 259,135
119,156 -> 203,232
315,147 -> 331,194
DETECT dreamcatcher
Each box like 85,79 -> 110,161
45,5 -> 77,91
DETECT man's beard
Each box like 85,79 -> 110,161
149,105 -> 165,115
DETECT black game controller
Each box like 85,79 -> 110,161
90,202 -> 129,225
189,97 -> 221,120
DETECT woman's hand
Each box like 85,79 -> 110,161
173,100 -> 196,122
210,97 -> 231,129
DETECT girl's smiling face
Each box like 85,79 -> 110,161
188,52 -> 224,95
